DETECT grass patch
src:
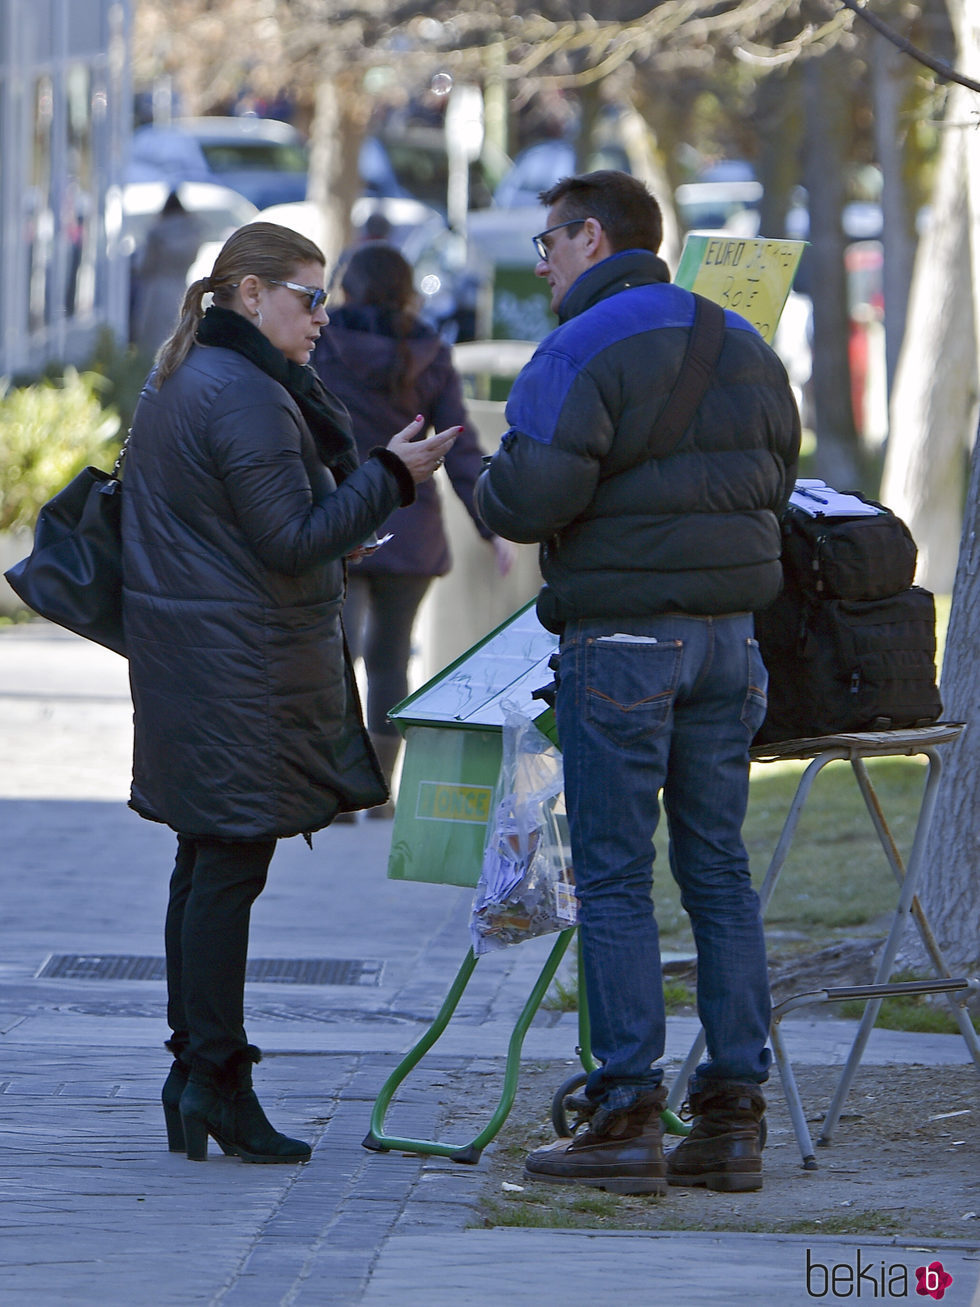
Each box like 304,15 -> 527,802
482,1192 -> 909,1238
568,1190 -> 623,1218
663,979 -> 696,1013
482,1184 -> 664,1230
783,1211 -> 906,1237
837,997 -> 959,1035
481,1197 -> 587,1229
542,969 -> 578,1013
653,754 -> 930,953
545,964 -> 694,1016
837,971 -> 962,1034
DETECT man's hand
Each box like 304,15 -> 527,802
490,535 -> 518,577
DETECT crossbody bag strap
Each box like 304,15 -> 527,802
649,293 -> 726,458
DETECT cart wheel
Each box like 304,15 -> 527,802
551,1071 -> 589,1138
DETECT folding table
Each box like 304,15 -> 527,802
666,721 -> 980,1169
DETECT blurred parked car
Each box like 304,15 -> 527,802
492,139 -> 631,207
674,160 -> 880,244
674,178 -> 767,234
126,116 -> 309,210
359,126 -> 495,215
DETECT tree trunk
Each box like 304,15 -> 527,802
879,85 -> 976,591
756,66 -> 803,240
910,0 -> 980,976
870,32 -> 916,400
802,54 -> 862,488
909,421 -> 980,976
306,73 -> 365,274
618,103 -> 682,269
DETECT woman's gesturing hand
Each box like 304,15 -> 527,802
386,417 -> 460,484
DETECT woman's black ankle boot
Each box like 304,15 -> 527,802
163,1039 -> 235,1156
179,1045 -> 311,1164
162,1038 -> 190,1152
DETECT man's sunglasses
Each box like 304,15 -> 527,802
268,279 -> 328,312
532,219 -> 586,262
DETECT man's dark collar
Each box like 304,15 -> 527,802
558,249 -> 671,323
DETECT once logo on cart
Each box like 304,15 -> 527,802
416,781 -> 493,823
804,1249 -> 953,1298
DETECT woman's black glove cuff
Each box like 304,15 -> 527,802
369,447 -> 417,506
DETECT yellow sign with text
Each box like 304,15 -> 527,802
415,781 -> 493,824
674,235 -> 807,343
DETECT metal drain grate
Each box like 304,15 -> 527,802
36,954 -> 383,986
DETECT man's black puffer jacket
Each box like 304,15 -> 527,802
475,250 -> 801,633
122,342 -> 409,840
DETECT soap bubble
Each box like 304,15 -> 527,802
430,72 -> 454,97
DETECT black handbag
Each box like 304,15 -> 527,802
3,439 -> 128,657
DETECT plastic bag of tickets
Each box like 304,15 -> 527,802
469,709 -> 576,955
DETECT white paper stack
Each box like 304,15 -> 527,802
789,480 -> 882,518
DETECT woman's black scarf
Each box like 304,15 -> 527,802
196,306 -> 359,481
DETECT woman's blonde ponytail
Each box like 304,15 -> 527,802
153,279 -> 211,386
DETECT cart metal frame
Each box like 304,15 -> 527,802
363,929 -> 689,1163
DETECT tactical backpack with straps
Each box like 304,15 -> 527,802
754,484 -> 943,744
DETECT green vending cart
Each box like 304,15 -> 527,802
363,600 -> 687,1162
386,598 -> 559,891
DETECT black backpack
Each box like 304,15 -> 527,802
754,489 -> 943,744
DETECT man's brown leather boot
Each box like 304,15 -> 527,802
523,1087 -> 667,1196
666,1079 -> 765,1192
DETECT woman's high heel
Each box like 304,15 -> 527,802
179,1045 -> 311,1164
162,1039 -> 189,1152
180,1110 -> 211,1162
163,1040 -> 235,1156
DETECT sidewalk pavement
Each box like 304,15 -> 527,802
1,624 -> 978,1306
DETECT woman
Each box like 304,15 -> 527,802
122,222 -> 457,1164
312,243 -> 514,814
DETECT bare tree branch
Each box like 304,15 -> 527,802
836,0 -> 980,95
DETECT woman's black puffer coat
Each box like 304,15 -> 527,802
121,342 -> 408,840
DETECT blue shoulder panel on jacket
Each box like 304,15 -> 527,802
504,283 -> 757,446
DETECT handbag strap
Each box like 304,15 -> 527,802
111,429 -> 132,479
649,293 -> 726,458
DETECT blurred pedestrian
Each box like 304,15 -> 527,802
131,189 -> 203,357
361,211 -> 392,242
327,209 -> 394,298
123,221 -> 458,1164
312,242 -> 515,816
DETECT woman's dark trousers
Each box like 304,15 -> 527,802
165,833 -> 276,1070
343,573 -> 432,735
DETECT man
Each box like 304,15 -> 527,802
474,171 -> 800,1196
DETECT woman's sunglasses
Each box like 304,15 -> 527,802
268,279 -> 328,312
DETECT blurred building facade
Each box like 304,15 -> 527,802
0,0 -> 131,377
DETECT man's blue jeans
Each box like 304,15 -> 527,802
555,613 -> 773,1108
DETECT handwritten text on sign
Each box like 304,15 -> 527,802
673,235 -> 806,343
